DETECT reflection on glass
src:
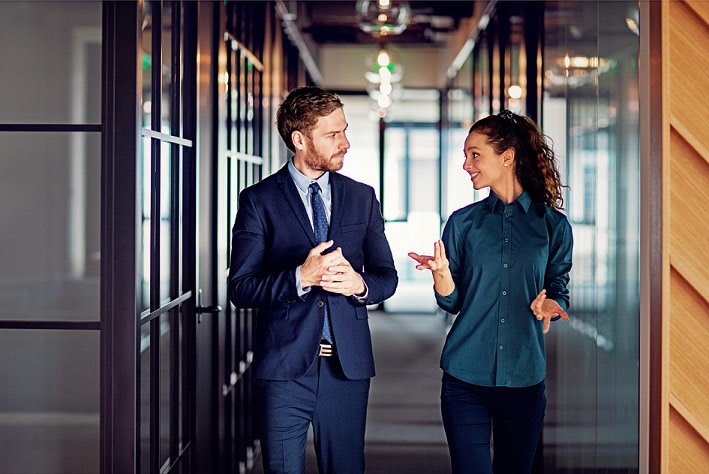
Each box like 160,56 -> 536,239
383,128 -> 406,221
141,0 -> 153,128
141,137 -> 152,310
337,95 -> 380,195
159,312 -> 173,465
160,143 -> 174,304
408,129 -> 439,214
0,2 -> 101,124
0,133 -> 100,321
474,32 -> 491,119
542,1 -> 639,471
161,1 -> 174,130
140,334 -> 151,474
380,90 -> 441,312
140,138 -> 174,310
0,330 -> 99,472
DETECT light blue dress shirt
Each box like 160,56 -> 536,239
287,159 -> 369,302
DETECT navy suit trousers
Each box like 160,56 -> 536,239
255,355 -> 371,474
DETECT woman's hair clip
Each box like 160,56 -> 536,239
499,109 -> 516,122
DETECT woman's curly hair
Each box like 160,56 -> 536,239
470,110 -> 566,209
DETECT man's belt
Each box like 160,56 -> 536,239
318,341 -> 335,357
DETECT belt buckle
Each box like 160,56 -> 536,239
318,341 -> 334,357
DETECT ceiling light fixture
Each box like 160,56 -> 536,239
356,0 -> 411,37
364,45 -> 404,118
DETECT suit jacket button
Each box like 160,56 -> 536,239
316,301 -> 324,308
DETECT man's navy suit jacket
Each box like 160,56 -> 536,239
228,165 -> 398,381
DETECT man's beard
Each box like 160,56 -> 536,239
304,139 -> 344,173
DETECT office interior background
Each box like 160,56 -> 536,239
0,1 -> 707,473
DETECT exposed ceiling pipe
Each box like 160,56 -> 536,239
275,0 -> 324,84
446,0 -> 497,80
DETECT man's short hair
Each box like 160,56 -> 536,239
276,86 -> 344,152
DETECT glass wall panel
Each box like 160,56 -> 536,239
141,136 -> 153,310
381,90 -> 440,312
141,0 -> 154,128
444,56 -> 485,220
140,333 -> 151,474
339,95 -> 381,197
140,137 -> 175,309
383,128 -> 407,222
0,2 -> 101,124
542,1 -> 640,471
159,312 -> 172,465
505,7 -> 526,115
473,31 -> 491,120
409,129 -> 438,214
161,1 -> 174,128
0,330 -> 99,474
0,133 -> 100,321
159,146 -> 174,304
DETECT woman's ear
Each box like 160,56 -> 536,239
502,148 -> 515,167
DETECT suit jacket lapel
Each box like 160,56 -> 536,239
275,165 -> 318,245
329,173 -> 345,241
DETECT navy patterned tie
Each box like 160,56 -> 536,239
309,183 -> 333,342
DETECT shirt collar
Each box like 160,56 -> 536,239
287,158 -> 330,193
488,190 -> 532,213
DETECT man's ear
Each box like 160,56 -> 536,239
292,130 -> 306,151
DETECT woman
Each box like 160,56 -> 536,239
408,110 -> 573,473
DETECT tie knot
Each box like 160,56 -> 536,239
309,182 -> 322,194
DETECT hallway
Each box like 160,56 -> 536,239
253,311 -> 452,474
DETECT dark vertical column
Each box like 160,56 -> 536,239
378,117 -> 386,215
438,90 -> 446,228
169,0 -> 182,466
640,1 -> 663,471
101,2 -> 140,473
182,0 -> 199,471
523,1 -> 543,123
521,4 -> 546,470
149,2 -> 163,470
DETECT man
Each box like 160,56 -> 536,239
228,86 -> 398,474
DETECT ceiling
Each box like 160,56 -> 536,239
296,1 -> 476,47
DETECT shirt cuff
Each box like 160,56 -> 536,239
351,278 -> 369,303
435,287 -> 459,313
296,266 -> 311,297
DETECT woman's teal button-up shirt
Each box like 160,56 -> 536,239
435,191 -> 573,388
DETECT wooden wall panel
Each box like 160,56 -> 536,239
669,1 -> 709,156
666,0 -> 709,470
669,131 -> 709,301
669,406 -> 709,473
669,268 -> 709,436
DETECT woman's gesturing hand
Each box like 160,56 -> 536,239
408,240 -> 449,272
408,240 -> 455,296
530,289 -> 569,334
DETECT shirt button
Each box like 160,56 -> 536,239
317,301 -> 325,308
502,290 -> 507,296
505,214 -> 510,218
503,263 -> 508,268
504,238 -> 509,243
499,345 -> 504,350
501,318 -> 505,323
